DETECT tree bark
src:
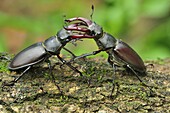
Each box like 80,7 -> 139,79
0,53 -> 169,112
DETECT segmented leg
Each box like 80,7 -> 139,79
127,65 -> 149,87
46,60 -> 63,94
72,49 -> 103,61
2,66 -> 31,88
63,47 -> 77,58
108,56 -> 118,97
68,48 -> 111,63
57,54 -> 83,76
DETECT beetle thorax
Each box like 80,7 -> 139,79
95,33 -> 117,50
43,36 -> 62,54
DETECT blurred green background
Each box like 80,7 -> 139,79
0,0 -> 169,60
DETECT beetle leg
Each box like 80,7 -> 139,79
59,49 -> 104,71
14,66 -> 31,82
73,49 -> 103,61
108,56 -> 117,97
2,66 -> 31,88
46,60 -> 63,94
57,54 -> 83,76
127,65 -> 141,80
126,65 -> 153,93
59,47 -> 78,69
127,65 -> 146,84
68,48 -> 111,63
63,47 -> 77,58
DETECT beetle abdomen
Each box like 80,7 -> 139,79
114,40 -> 146,73
9,42 -> 47,70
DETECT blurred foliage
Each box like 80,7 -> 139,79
0,0 -> 169,60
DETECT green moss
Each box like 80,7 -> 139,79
0,53 -> 11,73
0,62 -> 9,73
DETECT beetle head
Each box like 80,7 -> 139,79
57,28 -> 72,43
88,22 -> 103,39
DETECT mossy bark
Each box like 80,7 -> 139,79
0,53 -> 170,112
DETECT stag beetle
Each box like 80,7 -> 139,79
64,17 -> 147,85
2,27 -> 82,92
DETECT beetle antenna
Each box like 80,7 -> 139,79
62,14 -> 68,26
90,4 -> 94,20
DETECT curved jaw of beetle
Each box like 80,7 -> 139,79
64,17 -> 103,39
